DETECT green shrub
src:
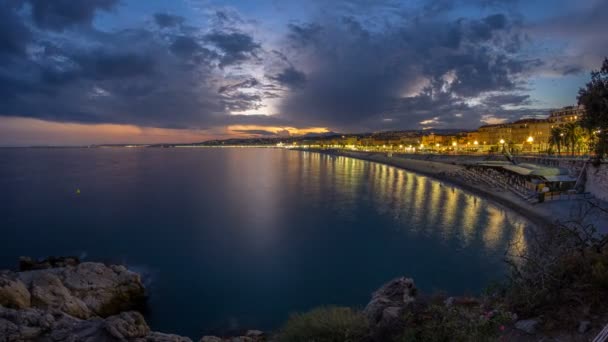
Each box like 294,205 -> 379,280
276,306 -> 369,342
397,304 -> 512,342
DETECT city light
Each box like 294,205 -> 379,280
499,139 -> 505,144
474,141 -> 479,145
452,142 -> 457,147
527,136 -> 534,143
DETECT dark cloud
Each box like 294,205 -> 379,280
270,67 -> 307,89
0,1 -> 31,57
73,51 -> 156,80
169,36 -> 215,63
0,0 -> 604,137
205,31 -> 260,67
483,93 -> 531,107
154,13 -> 184,28
218,78 -> 259,94
26,0 -> 119,31
276,10 -> 534,131
287,23 -> 323,48
231,129 -> 278,136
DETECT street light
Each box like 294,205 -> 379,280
474,141 -> 479,145
527,136 -> 534,143
452,142 -> 457,146
499,139 -> 505,145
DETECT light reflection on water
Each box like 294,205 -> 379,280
0,148 -> 528,337
294,153 -> 527,255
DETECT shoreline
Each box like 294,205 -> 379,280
299,148 -> 561,228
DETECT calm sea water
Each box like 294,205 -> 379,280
0,148 -> 528,337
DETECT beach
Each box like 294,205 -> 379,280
316,149 -> 606,230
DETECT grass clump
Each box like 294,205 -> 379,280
397,303 -> 512,342
277,306 -> 369,342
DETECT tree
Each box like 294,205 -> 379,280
548,127 -> 563,156
563,122 -> 584,156
578,57 -> 608,161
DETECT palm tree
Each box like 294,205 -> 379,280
563,122 -> 584,156
549,127 -> 563,156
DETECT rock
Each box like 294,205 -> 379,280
104,311 -> 150,339
1,259 -> 193,341
0,272 -> 31,309
198,332 -> 265,342
578,320 -> 591,334
29,272 -> 92,319
148,331 -> 194,342
0,306 -> 192,342
18,262 -> 146,317
364,277 -> 416,341
61,263 -> 146,316
245,330 -> 265,339
364,277 -> 416,325
515,319 -> 540,334
200,337 -> 223,342
19,256 -> 79,271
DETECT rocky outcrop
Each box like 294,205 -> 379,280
0,272 -> 30,310
0,306 -> 191,341
363,277 -> 417,341
18,256 -> 80,272
199,330 -> 266,342
0,258 -> 192,341
17,262 -> 145,318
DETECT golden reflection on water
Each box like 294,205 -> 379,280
483,206 -> 506,250
228,150 -> 529,254
345,154 -> 527,253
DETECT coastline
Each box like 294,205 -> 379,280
299,148 -> 570,229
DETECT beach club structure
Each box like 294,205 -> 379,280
464,161 -> 581,202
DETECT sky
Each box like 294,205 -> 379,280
0,0 -> 606,146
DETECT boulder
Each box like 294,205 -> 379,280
60,263 -> 146,316
19,256 -> 79,271
29,272 -> 92,319
364,277 -> 416,325
0,306 -> 192,342
18,262 -> 145,317
245,330 -> 264,339
198,331 -> 266,342
364,277 -> 416,341
0,272 -> 31,309
578,320 -> 591,334
515,318 -> 540,334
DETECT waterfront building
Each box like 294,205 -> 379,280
548,105 -> 585,126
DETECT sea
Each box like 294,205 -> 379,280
0,147 -> 529,337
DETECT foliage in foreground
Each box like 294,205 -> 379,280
578,57 -> 608,161
397,302 -> 512,342
505,201 -> 608,326
276,202 -> 608,341
277,306 -> 369,342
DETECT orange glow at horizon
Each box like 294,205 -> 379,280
227,125 -> 330,137
0,117 -> 331,146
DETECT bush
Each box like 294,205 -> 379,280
276,306 -> 369,342
504,201 -> 608,324
397,303 -> 512,342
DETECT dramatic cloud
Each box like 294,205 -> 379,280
154,13 -> 184,28
26,0 -> 119,31
204,31 -> 260,67
270,67 -> 307,89
0,0 -> 606,144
